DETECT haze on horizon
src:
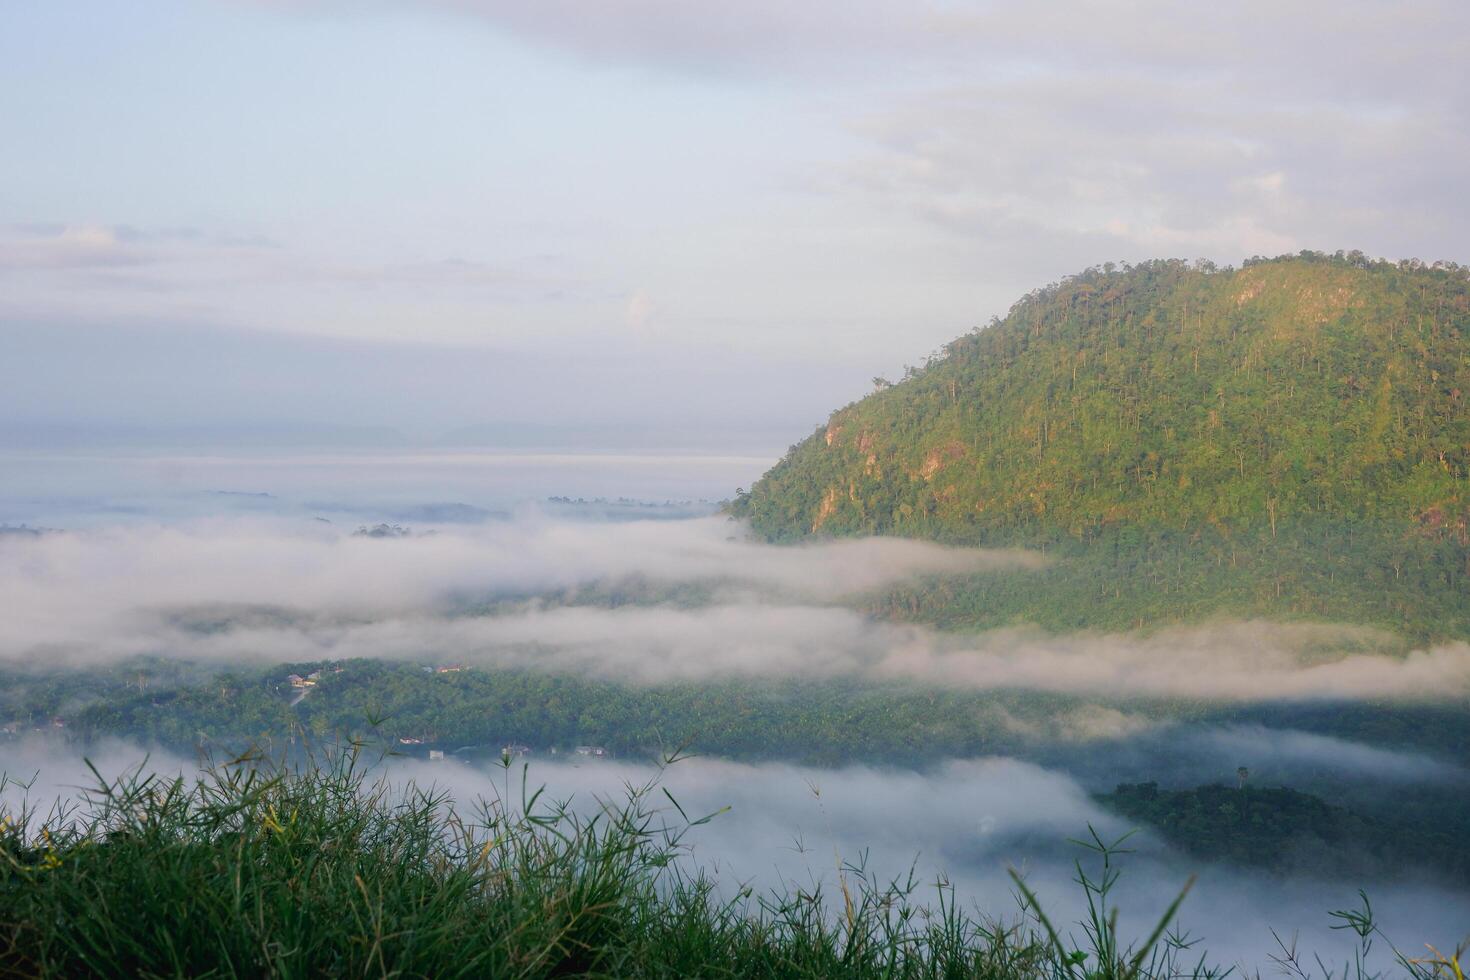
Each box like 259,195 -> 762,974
3,0 -> 1468,449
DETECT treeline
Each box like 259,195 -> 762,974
7,659 -> 1469,767
863,520 -> 1470,642
43,661 -> 1051,764
1099,781 -> 1470,882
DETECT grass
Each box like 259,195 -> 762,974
0,745 -> 1463,979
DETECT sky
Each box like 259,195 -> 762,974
3,0 -> 1467,448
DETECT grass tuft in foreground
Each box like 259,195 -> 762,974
0,746 -> 1462,978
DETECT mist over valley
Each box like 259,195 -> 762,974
4,448 -> 1469,972
6,1 -> 1470,970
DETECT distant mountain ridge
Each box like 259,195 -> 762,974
735,253 -> 1470,639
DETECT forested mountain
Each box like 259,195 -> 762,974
734,253 -> 1470,639
1097,782 -> 1443,878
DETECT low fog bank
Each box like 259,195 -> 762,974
3,514 -> 1469,702
0,738 -> 198,821
4,739 -> 1466,972
0,513 -> 1022,617
1167,725 -> 1468,784
1022,722 -> 1470,827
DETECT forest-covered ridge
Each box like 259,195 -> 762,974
1096,781 -> 1448,878
733,252 -> 1470,638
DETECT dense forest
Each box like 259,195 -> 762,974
734,253 -> 1470,639
1096,781 -> 1470,881
10,657 -> 1470,768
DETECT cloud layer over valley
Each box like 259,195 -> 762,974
4,514 -> 1468,703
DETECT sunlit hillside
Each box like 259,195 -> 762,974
737,253 -> 1470,640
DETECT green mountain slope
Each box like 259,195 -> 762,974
1097,782 -> 1424,878
735,253 -> 1470,639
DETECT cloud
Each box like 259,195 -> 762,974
0,223 -> 282,275
0,222 -> 563,310
392,0 -> 937,76
13,1 -> 1468,389
1181,726 -> 1468,785
0,219 -> 613,373
234,0 -> 1469,280
2,514 -> 1467,702
624,288 -> 657,337
355,1 -> 1470,98
7,739 -> 1470,970
0,514 -> 1031,664
873,621 -> 1470,701
0,224 -> 152,271
122,605 -> 1470,700
298,0 -> 1467,290
1029,722 -> 1470,798
842,68 -> 1468,266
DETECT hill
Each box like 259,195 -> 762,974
734,253 -> 1470,640
1097,781 -> 1440,879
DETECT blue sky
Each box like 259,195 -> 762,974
3,0 -> 1467,447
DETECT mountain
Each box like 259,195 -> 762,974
1097,782 -> 1433,879
734,253 -> 1470,640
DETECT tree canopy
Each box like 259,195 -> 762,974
734,254 -> 1470,638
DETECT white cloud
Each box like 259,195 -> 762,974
0,224 -> 145,270
624,287 -> 657,337
3,515 -> 1467,701
10,0 -> 1468,402
388,0 -> 1469,267
0,514 -> 1030,662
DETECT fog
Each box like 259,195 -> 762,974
1176,726 -> 1467,784
2,506 -> 1467,702
0,513 -> 1033,669
3,738 -> 1466,972
3,454 -> 1467,972
1018,721 -> 1470,803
